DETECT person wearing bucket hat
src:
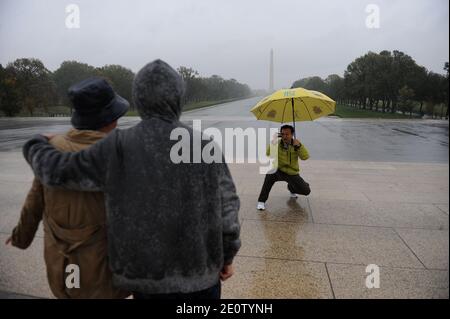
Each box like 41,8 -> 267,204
22,59 -> 240,299
6,77 -> 130,298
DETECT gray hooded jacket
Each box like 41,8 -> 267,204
22,59 -> 241,294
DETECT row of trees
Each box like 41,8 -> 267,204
0,59 -> 252,116
292,50 -> 449,118
177,66 -> 252,104
0,59 -> 135,116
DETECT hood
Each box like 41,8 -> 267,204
132,59 -> 185,121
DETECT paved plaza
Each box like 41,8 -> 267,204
0,98 -> 448,298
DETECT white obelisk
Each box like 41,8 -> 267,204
269,48 -> 274,92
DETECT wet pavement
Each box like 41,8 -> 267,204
181,97 -> 449,163
0,97 -> 448,298
1,97 -> 448,163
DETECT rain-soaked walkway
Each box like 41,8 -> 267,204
0,97 -> 448,163
0,97 -> 448,298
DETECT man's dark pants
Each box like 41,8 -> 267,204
258,169 -> 311,202
133,281 -> 221,299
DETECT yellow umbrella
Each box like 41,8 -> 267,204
250,87 -> 336,136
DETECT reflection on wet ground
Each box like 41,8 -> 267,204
0,97 -> 447,163
0,98 -> 448,298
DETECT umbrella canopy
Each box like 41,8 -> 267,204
250,87 -> 336,123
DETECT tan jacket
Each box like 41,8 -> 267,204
11,129 -> 129,299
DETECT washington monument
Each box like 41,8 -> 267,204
269,48 -> 274,92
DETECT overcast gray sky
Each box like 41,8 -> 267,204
0,0 -> 448,90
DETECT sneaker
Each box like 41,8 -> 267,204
257,202 -> 266,210
290,192 -> 298,199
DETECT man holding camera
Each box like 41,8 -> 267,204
257,124 -> 311,210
